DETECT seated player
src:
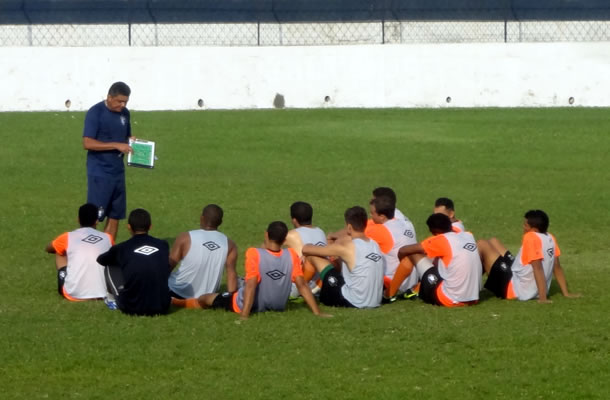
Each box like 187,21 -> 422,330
397,213 -> 482,307
172,221 -> 329,320
434,197 -> 465,232
45,203 -> 113,301
477,209 -> 580,303
302,206 -> 384,309
168,204 -> 238,298
284,201 -> 327,294
365,194 -> 418,302
97,208 -> 171,316
372,186 -> 413,224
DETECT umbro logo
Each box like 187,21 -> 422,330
266,269 -> 286,280
546,248 -> 554,258
463,243 -> 477,252
203,241 -> 220,251
403,230 -> 414,238
82,234 -> 103,244
134,246 -> 159,255
315,241 -> 326,246
366,253 -> 382,262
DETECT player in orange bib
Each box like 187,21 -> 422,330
397,213 -> 482,307
477,209 -> 580,303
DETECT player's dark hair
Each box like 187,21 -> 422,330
435,197 -> 455,211
290,201 -> 313,225
372,187 -> 397,203
202,204 -> 223,228
524,210 -> 549,233
370,195 -> 395,219
79,203 -> 99,227
267,221 -> 288,244
108,81 -> 131,97
426,213 -> 453,234
344,206 -> 368,232
128,208 -> 151,232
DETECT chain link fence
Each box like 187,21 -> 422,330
1,1 -> 609,46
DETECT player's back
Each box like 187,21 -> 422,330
511,231 -> 560,300
169,229 -> 229,298
437,231 -> 482,303
341,238 -> 384,308
295,226 -> 327,247
235,248 -> 298,313
64,227 -> 112,299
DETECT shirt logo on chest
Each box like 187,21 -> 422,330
120,116 -> 127,126
546,248 -> 554,258
134,245 -> 159,255
82,234 -> 103,244
463,243 -> 477,252
366,253 -> 382,262
266,270 -> 286,280
403,229 -> 414,238
315,241 -> 326,246
203,241 -> 220,251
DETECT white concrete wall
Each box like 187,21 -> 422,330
1,42 -> 608,111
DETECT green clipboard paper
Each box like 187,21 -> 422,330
127,139 -> 155,169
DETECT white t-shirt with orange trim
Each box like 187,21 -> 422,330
52,227 -> 113,299
510,231 -> 561,301
421,231 -> 482,303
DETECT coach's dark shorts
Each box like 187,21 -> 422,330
484,256 -> 513,298
87,174 -> 126,221
211,292 -> 237,312
319,266 -> 355,308
418,266 -> 444,305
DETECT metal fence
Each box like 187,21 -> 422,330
1,0 -> 609,46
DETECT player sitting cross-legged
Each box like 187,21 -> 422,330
397,213 -> 482,307
302,206 -> 385,309
477,209 -> 580,303
45,203 -> 113,302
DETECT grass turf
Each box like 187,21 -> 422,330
0,108 -> 608,399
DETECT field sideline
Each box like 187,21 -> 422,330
0,108 -> 608,399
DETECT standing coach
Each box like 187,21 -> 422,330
83,81 -> 133,241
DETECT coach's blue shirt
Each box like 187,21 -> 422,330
83,101 -> 131,178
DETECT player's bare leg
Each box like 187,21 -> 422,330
104,218 -> 119,241
488,237 -> 509,256
477,239 -> 503,274
55,254 -> 67,270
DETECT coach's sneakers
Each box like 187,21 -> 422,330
104,297 -> 118,310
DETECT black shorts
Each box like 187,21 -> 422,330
87,175 -> 127,221
484,256 -> 513,298
57,266 -> 67,297
211,292 -> 236,312
319,266 -> 355,308
418,266 -> 443,306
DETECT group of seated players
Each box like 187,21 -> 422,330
45,187 -> 580,318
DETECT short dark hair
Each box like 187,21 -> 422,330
435,197 -> 455,211
290,201 -> 313,225
370,195 -> 395,219
344,206 -> 368,232
128,208 -> 151,232
267,221 -> 288,244
372,187 -> 397,203
79,203 -> 99,227
202,204 -> 223,228
524,209 -> 549,233
108,81 -> 131,97
426,213 -> 452,234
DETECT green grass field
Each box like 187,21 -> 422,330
0,108 -> 608,399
